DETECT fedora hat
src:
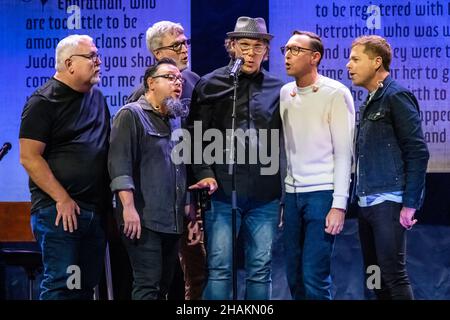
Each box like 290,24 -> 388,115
226,16 -> 273,41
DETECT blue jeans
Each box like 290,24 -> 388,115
283,191 -> 335,300
31,204 -> 105,300
202,199 -> 279,300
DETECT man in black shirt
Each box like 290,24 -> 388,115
108,58 -> 197,300
188,17 -> 284,300
19,34 -> 110,300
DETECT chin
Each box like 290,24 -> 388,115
286,70 -> 296,77
90,76 -> 100,85
178,61 -> 188,70
242,67 -> 257,75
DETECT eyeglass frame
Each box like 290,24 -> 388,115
151,73 -> 184,84
69,52 -> 101,63
280,45 -> 315,56
155,39 -> 191,53
235,40 -> 267,55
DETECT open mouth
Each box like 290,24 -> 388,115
244,61 -> 254,68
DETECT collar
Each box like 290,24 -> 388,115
369,74 -> 394,103
137,95 -> 174,119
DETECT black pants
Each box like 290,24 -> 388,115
358,201 -> 414,300
122,227 -> 180,300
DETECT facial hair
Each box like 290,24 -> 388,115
162,97 -> 189,118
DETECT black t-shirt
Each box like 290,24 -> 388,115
19,77 -> 111,213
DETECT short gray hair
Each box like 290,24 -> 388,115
55,34 -> 94,71
146,21 -> 184,54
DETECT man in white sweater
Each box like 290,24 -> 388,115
280,31 -> 355,300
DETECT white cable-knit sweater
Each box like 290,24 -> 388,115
280,75 -> 355,209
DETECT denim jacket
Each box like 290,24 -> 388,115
355,75 -> 429,209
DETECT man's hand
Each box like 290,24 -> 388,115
55,197 -> 80,232
189,177 -> 218,195
187,220 -> 203,246
117,190 -> 141,239
400,207 -> 417,230
325,208 -> 346,235
185,203 -> 197,222
122,205 -> 141,240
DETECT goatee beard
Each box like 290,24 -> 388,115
162,97 -> 189,118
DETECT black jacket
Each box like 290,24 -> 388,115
188,65 -> 284,203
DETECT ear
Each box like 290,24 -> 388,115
64,58 -> 74,73
311,51 -> 321,66
153,49 -> 162,61
146,77 -> 155,91
230,39 -> 238,51
374,56 -> 383,70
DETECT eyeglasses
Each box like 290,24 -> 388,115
69,52 -> 101,63
280,46 -> 315,56
156,39 -> 191,53
236,42 -> 266,55
152,73 -> 184,84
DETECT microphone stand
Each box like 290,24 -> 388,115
228,71 -> 239,300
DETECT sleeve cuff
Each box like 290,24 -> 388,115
194,167 -> 216,182
332,195 -> 348,211
110,175 -> 135,192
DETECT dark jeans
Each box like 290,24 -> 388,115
283,191 -> 335,300
31,204 -> 105,300
122,226 -> 180,300
358,201 -> 414,300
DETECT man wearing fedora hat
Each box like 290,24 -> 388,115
188,16 -> 284,300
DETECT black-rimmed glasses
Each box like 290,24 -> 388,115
156,39 -> 191,53
69,52 -> 101,62
152,74 -> 184,84
280,46 -> 315,56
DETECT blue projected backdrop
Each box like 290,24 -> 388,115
270,0 -> 450,173
0,0 -> 190,200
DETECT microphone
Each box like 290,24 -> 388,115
229,57 -> 244,78
0,142 -> 12,161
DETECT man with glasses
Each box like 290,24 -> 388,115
123,21 -> 204,301
127,20 -> 199,108
108,58 -> 195,300
188,16 -> 284,300
19,34 -> 110,299
280,31 -> 355,300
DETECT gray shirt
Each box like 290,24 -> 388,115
108,96 -> 186,234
